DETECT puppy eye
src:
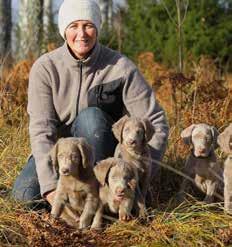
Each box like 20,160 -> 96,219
124,127 -> 130,133
125,175 -> 132,181
137,129 -> 143,135
71,155 -> 79,161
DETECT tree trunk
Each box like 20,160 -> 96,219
0,0 -> 12,59
17,0 -> 43,60
99,0 -> 113,31
42,0 -> 52,53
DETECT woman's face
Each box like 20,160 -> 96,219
65,20 -> 97,59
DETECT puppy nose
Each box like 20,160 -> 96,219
116,187 -> 125,194
61,167 -> 69,174
128,139 -> 136,145
199,147 -> 206,153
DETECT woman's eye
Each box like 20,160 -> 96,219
85,24 -> 94,29
69,25 -> 77,30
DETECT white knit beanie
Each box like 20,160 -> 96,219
58,0 -> 102,39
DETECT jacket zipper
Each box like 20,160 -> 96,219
76,61 -> 83,114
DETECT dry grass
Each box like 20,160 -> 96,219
138,54 -> 231,130
0,54 -> 232,246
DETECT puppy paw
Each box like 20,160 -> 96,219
119,212 -> 132,221
204,196 -> 214,204
51,210 -> 59,219
139,207 -> 146,218
79,216 -> 92,229
90,221 -> 102,230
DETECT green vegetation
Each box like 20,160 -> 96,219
120,0 -> 232,70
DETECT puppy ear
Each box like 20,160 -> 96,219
141,118 -> 155,142
112,115 -> 129,143
181,124 -> 196,145
49,139 -> 61,172
210,126 -> 219,149
76,138 -> 95,169
94,158 -> 116,186
218,124 -> 232,154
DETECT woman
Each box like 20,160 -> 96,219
12,0 -> 169,208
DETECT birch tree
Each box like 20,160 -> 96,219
42,0 -> 52,52
98,0 -> 113,31
0,0 -> 12,59
17,0 -> 43,60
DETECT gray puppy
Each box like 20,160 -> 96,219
50,137 -> 99,229
112,115 -> 154,213
92,157 -> 139,228
218,123 -> 232,213
179,123 -> 222,203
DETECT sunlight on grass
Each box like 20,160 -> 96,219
102,204 -> 232,246
0,108 -> 30,189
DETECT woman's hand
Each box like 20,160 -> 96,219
45,190 -> 56,205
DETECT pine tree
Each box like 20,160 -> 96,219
122,0 -> 232,70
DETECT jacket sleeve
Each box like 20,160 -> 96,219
27,59 -> 58,196
122,62 -> 169,162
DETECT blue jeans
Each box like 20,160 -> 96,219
12,107 -> 117,202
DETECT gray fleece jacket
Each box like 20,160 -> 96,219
27,42 -> 169,196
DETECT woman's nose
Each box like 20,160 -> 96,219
76,27 -> 86,37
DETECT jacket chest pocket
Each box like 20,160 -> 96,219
88,79 -> 124,121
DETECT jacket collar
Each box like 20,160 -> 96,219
61,41 -> 101,68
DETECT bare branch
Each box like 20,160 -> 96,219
181,0 -> 189,26
160,0 -> 177,26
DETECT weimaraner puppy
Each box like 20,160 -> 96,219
50,137 -> 99,229
112,115 -> 155,213
179,123 -> 222,203
92,157 -> 140,228
218,123 -> 232,213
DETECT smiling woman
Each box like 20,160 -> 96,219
65,20 -> 97,59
